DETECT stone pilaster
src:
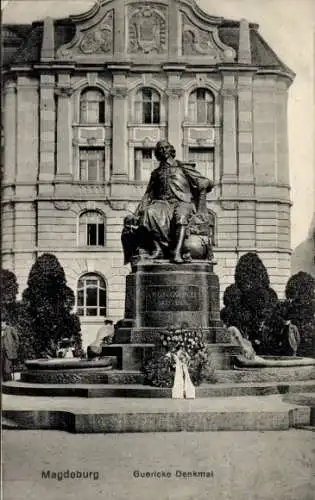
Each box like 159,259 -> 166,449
14,201 -> 36,251
237,73 -> 254,184
166,73 -> 183,156
2,202 -> 14,253
16,76 -> 39,184
253,77 -> 277,184
275,83 -> 290,186
238,19 -> 252,64
41,17 -> 55,62
221,74 -> 237,194
111,75 -> 128,179
3,81 -> 17,184
113,2 -> 125,58
38,73 -> 55,187
168,0 -> 180,57
55,73 -> 73,180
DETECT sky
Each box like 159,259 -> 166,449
2,0 -> 315,250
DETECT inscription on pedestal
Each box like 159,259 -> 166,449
145,285 -> 200,311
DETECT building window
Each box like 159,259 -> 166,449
76,273 -> 106,317
135,88 -> 160,124
188,148 -> 214,181
188,88 -> 214,124
79,211 -> 105,247
80,88 -> 105,124
134,148 -> 158,181
79,148 -> 105,182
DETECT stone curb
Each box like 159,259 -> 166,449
3,380 -> 315,398
2,406 -> 311,433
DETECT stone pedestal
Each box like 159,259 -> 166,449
114,261 -> 220,343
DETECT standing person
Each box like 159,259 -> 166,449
1,320 -> 19,381
278,318 -> 300,356
87,319 -> 114,360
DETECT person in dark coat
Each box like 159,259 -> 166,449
1,320 -> 19,381
277,318 -> 300,356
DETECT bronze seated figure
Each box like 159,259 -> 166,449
121,140 -> 214,264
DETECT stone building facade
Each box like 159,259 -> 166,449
2,0 -> 294,347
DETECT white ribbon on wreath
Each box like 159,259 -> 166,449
171,349 -> 196,399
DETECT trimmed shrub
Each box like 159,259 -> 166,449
1,269 -> 19,324
18,253 -> 82,361
285,272 -> 315,357
221,252 -> 278,353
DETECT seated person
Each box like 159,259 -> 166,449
87,319 -> 114,360
56,338 -> 74,359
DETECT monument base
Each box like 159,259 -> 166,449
119,260 -> 220,335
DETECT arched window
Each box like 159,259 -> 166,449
135,87 -> 160,124
188,88 -> 214,124
77,273 -> 107,317
80,88 -> 105,124
79,210 -> 106,247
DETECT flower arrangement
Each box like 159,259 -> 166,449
142,326 -> 217,387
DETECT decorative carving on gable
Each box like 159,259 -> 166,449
80,10 -> 113,54
128,4 -> 168,55
57,9 -> 114,59
182,14 -> 235,62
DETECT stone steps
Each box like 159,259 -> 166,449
2,393 -> 312,432
3,379 -> 315,398
20,363 -> 315,385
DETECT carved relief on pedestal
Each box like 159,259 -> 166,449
182,14 -> 235,62
57,9 -> 114,59
128,4 -> 168,54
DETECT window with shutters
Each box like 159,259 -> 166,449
79,211 -> 105,247
188,88 -> 214,124
135,88 -> 160,124
134,148 -> 158,181
76,273 -> 107,317
188,148 -> 214,181
80,88 -> 105,124
79,148 -> 105,182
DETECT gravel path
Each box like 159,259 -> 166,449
3,429 -> 314,500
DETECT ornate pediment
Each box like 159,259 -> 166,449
55,0 -> 236,64
57,8 -> 114,60
181,13 -> 235,62
127,3 -> 168,55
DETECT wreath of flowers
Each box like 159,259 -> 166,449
142,326 -> 216,387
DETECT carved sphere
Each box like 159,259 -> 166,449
182,235 -> 208,260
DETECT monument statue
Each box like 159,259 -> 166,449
122,140 -> 214,264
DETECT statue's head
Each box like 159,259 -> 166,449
154,140 -> 176,162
